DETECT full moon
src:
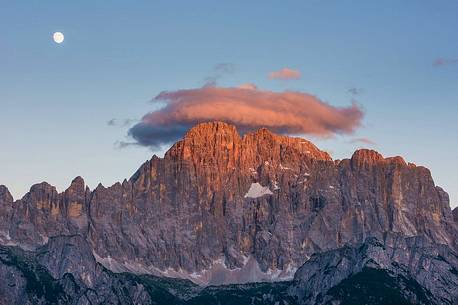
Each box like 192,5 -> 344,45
53,32 -> 65,44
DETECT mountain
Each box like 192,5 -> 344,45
1,234 -> 456,305
0,121 -> 457,304
0,234 -> 295,305
290,233 -> 458,304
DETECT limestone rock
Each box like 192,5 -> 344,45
290,234 -> 458,304
0,121 -> 456,287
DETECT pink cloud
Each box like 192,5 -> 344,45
128,86 -> 364,148
268,68 -> 301,80
433,58 -> 458,67
349,137 -> 376,145
238,83 -> 258,90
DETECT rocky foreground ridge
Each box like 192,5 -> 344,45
1,233 -> 457,305
0,121 -> 457,304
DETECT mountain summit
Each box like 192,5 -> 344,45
0,121 -> 457,303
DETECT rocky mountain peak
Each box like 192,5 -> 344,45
0,121 -> 456,291
243,128 -> 331,161
165,121 -> 241,162
27,182 -> 58,201
351,149 -> 385,167
184,121 -> 239,140
290,234 -> 458,304
65,176 -> 86,196
0,185 -> 13,204
453,207 -> 458,222
249,126 -> 276,140
70,176 -> 85,188
350,149 -> 411,168
165,121 -> 331,164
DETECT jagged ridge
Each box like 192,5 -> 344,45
0,121 -> 456,287
1,233 -> 456,304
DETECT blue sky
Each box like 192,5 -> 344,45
1,1 -> 457,207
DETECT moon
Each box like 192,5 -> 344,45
53,32 -> 65,44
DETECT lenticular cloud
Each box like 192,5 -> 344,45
128,86 -> 363,148
268,68 -> 301,80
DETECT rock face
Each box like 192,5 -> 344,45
0,121 -> 457,292
290,233 -> 458,304
1,233 -> 456,305
0,235 -> 197,305
0,234 -> 296,305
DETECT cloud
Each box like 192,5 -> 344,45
238,83 -> 258,90
349,137 -> 376,145
128,123 -> 189,149
348,87 -> 364,95
204,63 -> 235,86
127,86 -> 364,148
114,140 -> 137,149
107,118 -> 137,127
268,68 -> 301,80
433,58 -> 458,67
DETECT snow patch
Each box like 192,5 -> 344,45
244,183 -> 273,198
0,231 -> 17,246
93,250 -> 296,286
265,263 -> 297,281
266,267 -> 282,278
241,254 -> 250,265
283,263 -> 298,277
279,164 -> 291,170
93,251 -> 126,273
122,260 -> 155,274
0,230 -> 11,241
39,233 -> 49,245
272,181 -> 280,190
81,272 -> 93,287
155,256 -> 296,286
